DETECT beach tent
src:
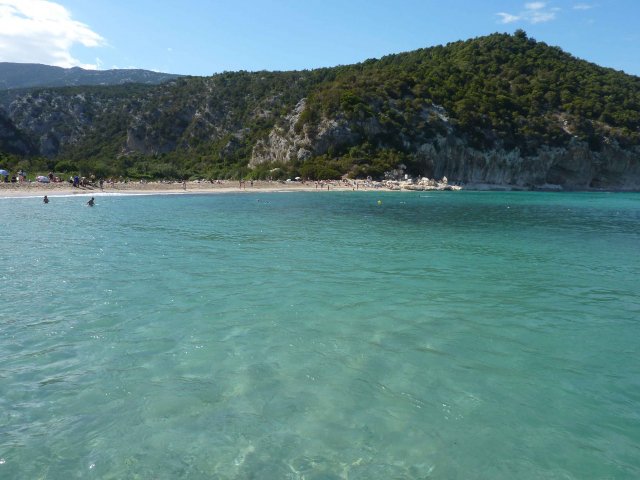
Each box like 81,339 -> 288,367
36,175 -> 50,183
0,169 -> 9,176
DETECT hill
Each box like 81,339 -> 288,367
0,63 -> 182,90
1,31 -> 639,189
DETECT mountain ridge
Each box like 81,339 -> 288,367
0,62 -> 182,90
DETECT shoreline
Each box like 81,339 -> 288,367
0,180 -> 388,198
2,180 -> 636,199
0,178 -> 463,198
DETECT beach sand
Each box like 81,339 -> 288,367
0,179 -> 381,198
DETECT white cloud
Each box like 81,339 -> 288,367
497,12 -> 521,24
497,2 -> 558,25
0,0 -> 106,69
530,10 -> 557,23
573,3 -> 594,10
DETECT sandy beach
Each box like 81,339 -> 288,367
0,175 -> 469,198
0,179 -> 388,198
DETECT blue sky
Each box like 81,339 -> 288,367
1,0 -> 639,77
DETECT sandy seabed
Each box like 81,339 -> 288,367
0,179 -> 382,198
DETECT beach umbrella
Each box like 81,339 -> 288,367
0,169 -> 8,176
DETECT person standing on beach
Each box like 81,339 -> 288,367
43,195 -> 49,204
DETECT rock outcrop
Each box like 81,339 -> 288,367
250,99 -> 360,164
250,99 -> 640,190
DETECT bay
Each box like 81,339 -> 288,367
1,191 -> 639,478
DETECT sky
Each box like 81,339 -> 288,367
0,0 -> 638,77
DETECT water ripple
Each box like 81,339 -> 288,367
1,191 -> 639,478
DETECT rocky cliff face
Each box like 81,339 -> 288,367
0,80 -> 240,158
250,99 -> 359,164
251,100 -> 451,164
412,135 -> 640,189
0,110 -> 34,155
251,100 -> 640,189
1,91 -> 100,156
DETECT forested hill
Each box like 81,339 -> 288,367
1,31 -> 639,189
0,63 -> 181,90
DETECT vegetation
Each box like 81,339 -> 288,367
1,31 -> 639,181
301,30 -> 640,154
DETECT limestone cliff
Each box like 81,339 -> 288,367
251,100 -> 640,190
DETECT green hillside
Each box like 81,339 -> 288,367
1,31 -> 639,188
303,30 -> 639,150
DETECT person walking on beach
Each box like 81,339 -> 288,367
43,195 -> 49,204
87,197 -> 95,207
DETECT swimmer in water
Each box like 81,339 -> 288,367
87,197 -> 95,206
43,195 -> 49,204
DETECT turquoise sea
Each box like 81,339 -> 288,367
1,190 -> 639,479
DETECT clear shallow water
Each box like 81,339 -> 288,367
1,191 -> 639,479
